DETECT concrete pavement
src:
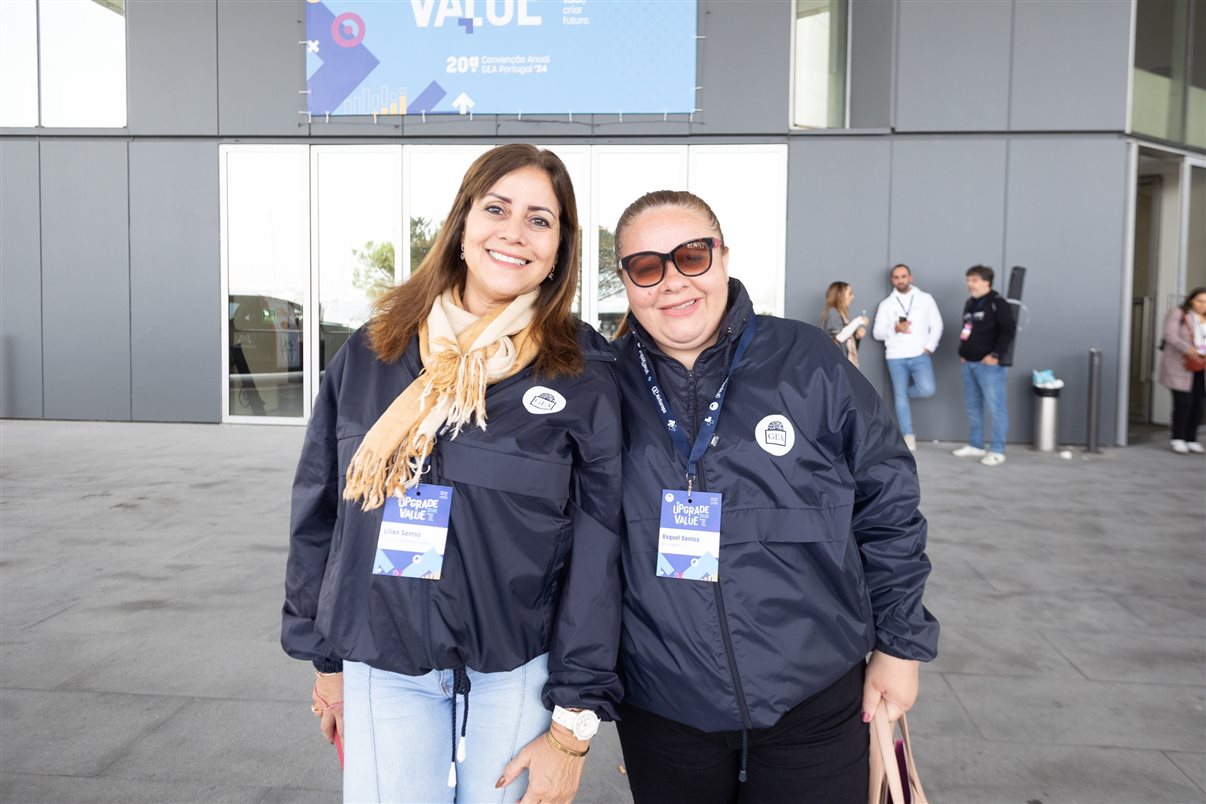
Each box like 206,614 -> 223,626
1,420 -> 1203,803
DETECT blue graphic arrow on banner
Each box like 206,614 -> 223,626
407,81 -> 448,114
306,1 -> 380,114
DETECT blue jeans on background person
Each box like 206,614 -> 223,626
886,354 -> 936,436
961,361 -> 1008,453
342,654 -> 551,804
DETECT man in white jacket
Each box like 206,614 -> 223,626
872,264 -> 943,451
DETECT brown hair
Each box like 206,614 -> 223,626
966,264 -> 995,286
822,281 -> 851,322
1181,287 -> 1206,313
610,190 -> 727,339
367,144 -> 583,377
614,190 -> 726,258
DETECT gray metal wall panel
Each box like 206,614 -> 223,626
217,0 -> 304,136
691,0 -> 790,134
1009,1 -> 1131,132
849,0 -> 895,129
128,0 -> 219,135
129,142 -> 221,423
0,140 -> 43,418
895,0 -> 1012,132
785,138 -> 892,385
888,137 -> 1008,442
1004,137 -> 1129,445
40,141 -> 131,421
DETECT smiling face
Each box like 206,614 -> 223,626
460,166 -> 560,315
619,205 -> 730,369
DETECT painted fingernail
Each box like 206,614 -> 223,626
862,711 -> 872,723
495,777 -> 505,789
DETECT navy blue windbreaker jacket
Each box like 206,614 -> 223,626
281,324 -> 624,718
614,280 -> 938,732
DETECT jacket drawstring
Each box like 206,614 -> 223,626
738,728 -> 749,783
447,667 -> 472,787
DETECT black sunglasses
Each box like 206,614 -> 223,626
619,237 -> 724,288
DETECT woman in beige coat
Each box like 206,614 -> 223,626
1158,287 -> 1206,453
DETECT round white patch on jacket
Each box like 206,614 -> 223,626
523,386 -> 566,415
755,414 -> 795,456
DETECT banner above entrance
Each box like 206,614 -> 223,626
305,0 -> 699,117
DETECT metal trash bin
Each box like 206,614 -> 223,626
1033,386 -> 1060,452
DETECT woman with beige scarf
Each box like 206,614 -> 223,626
282,145 -> 622,803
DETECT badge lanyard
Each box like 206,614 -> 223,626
895,294 -> 914,318
634,317 -> 758,494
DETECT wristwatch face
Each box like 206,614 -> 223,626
572,710 -> 600,740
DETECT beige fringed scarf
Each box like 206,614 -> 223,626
344,289 -> 541,510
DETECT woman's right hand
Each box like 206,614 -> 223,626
312,672 -> 344,744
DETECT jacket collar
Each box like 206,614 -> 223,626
626,278 -> 755,374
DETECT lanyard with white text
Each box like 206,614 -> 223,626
635,317 -> 758,492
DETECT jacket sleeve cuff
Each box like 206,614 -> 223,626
312,658 -> 344,674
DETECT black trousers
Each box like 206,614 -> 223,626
1171,370 -> 1206,442
616,663 -> 867,804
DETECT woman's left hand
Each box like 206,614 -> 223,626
855,326 -> 867,340
497,728 -> 587,803
862,650 -> 920,724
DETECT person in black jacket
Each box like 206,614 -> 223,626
952,265 -> 1017,467
609,190 -> 938,804
282,144 -> 622,804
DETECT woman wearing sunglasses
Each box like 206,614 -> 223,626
609,190 -> 938,804
282,145 -> 622,803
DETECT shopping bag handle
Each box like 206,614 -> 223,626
870,703 -> 928,804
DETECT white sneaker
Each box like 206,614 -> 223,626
980,452 -> 1006,466
903,434 -> 917,452
1171,439 -> 1190,454
1187,442 -> 1205,454
952,445 -> 987,458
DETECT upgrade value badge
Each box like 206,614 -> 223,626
373,483 -> 454,580
656,489 -> 722,582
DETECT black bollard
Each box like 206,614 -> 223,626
1087,348 -> 1102,453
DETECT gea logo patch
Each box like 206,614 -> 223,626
755,414 -> 795,456
523,386 -> 566,415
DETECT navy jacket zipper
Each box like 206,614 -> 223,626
685,351 -> 754,732
404,342 -> 611,673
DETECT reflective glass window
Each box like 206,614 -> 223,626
792,0 -> 848,129
313,147 -> 402,377
591,147 -> 689,339
224,148 -> 310,419
1189,2 -> 1206,148
0,0 -> 38,127
688,146 -> 788,318
1188,166 -> 1206,290
403,146 -> 491,278
39,0 -> 127,128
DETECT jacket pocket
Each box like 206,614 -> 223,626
721,500 -> 854,546
438,439 -> 572,504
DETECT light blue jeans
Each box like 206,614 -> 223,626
342,654 -> 551,804
961,361 -> 1008,453
886,354 -> 936,436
